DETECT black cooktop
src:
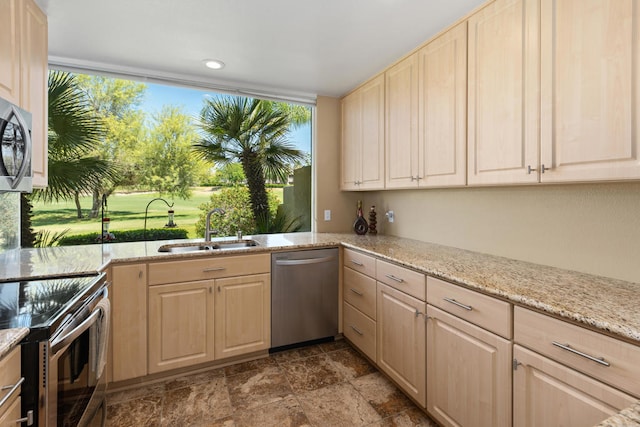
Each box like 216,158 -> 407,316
0,273 -> 105,339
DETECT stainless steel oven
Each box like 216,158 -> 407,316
45,281 -> 109,426
0,273 -> 109,426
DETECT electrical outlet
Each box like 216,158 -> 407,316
386,210 -> 394,223
324,210 -> 331,221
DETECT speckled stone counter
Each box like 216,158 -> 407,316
1,232 -> 639,344
596,402 -> 640,426
0,328 -> 29,359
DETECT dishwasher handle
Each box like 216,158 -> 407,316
274,256 -> 335,266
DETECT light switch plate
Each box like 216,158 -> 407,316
324,210 -> 331,221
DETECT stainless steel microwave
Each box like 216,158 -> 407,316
0,96 -> 33,192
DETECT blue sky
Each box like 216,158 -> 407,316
139,82 -> 312,155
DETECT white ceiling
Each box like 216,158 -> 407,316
36,0 -> 485,101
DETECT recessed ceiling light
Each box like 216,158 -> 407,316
203,59 -> 225,70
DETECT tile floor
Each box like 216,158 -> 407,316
105,340 -> 439,427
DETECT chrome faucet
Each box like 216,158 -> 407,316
204,208 -> 226,241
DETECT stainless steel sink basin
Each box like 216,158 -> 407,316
158,240 -> 259,253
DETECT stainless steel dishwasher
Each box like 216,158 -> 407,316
271,248 -> 339,349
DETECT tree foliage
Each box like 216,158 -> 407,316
34,71 -> 117,205
139,106 -> 208,198
75,74 -> 147,215
194,186 -> 280,237
194,96 -> 305,226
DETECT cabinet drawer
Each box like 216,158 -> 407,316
427,276 -> 512,339
343,302 -> 376,361
343,267 -> 376,320
343,248 -> 376,278
376,260 -> 425,301
0,347 -> 21,408
149,253 -> 270,285
515,307 -> 640,398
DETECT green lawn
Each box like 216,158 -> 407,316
32,187 -> 284,239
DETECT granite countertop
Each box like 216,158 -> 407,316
0,328 -> 29,359
1,232 -> 639,425
1,232 -> 639,343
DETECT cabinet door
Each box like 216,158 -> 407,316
19,0 -> 47,188
0,0 -> 20,104
467,0 -> 540,185
148,280 -> 215,374
386,54 -> 419,188
540,0 -> 640,182
0,396 -> 21,426
111,263 -> 147,382
359,75 -> 385,190
514,345 -> 636,427
341,75 -> 385,191
427,306 -> 512,427
214,273 -> 270,360
418,21 -> 468,188
376,282 -> 426,407
341,88 -> 361,190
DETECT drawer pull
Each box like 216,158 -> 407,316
350,288 -> 364,296
351,260 -> 364,266
349,325 -> 364,336
551,342 -> 610,367
443,297 -> 473,311
0,377 -> 24,410
203,267 -> 226,272
385,274 -> 405,283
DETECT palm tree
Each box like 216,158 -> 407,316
193,96 -> 305,226
34,71 -> 118,216
21,71 -> 118,247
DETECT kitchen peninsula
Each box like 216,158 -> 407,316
1,232 -> 639,426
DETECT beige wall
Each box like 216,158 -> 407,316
366,183 -> 640,283
313,96 -> 359,232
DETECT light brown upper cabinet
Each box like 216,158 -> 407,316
467,0 -> 540,185
0,0 -> 48,188
0,0 -> 21,105
539,0 -> 640,182
341,75 -> 385,190
20,0 -> 48,188
385,54 -> 419,188
417,21 -> 468,187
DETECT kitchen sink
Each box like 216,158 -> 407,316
158,240 -> 259,253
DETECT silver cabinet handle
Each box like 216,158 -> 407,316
351,260 -> 364,266
0,377 -> 24,410
275,256 -> 335,266
203,267 -> 226,272
385,274 -> 404,283
443,297 -> 473,311
16,410 -> 33,426
350,288 -> 364,296
551,342 -> 610,367
349,325 -> 364,336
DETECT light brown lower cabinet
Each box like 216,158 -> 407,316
0,346 -> 22,425
0,396 -> 21,426
426,306 -> 512,427
214,273 -> 270,360
513,345 -> 636,427
111,263 -> 147,382
377,282 -> 426,407
148,280 -> 215,374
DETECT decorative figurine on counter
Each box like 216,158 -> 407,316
368,205 -> 377,234
353,200 -> 368,235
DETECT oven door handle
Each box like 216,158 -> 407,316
50,305 -> 104,356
